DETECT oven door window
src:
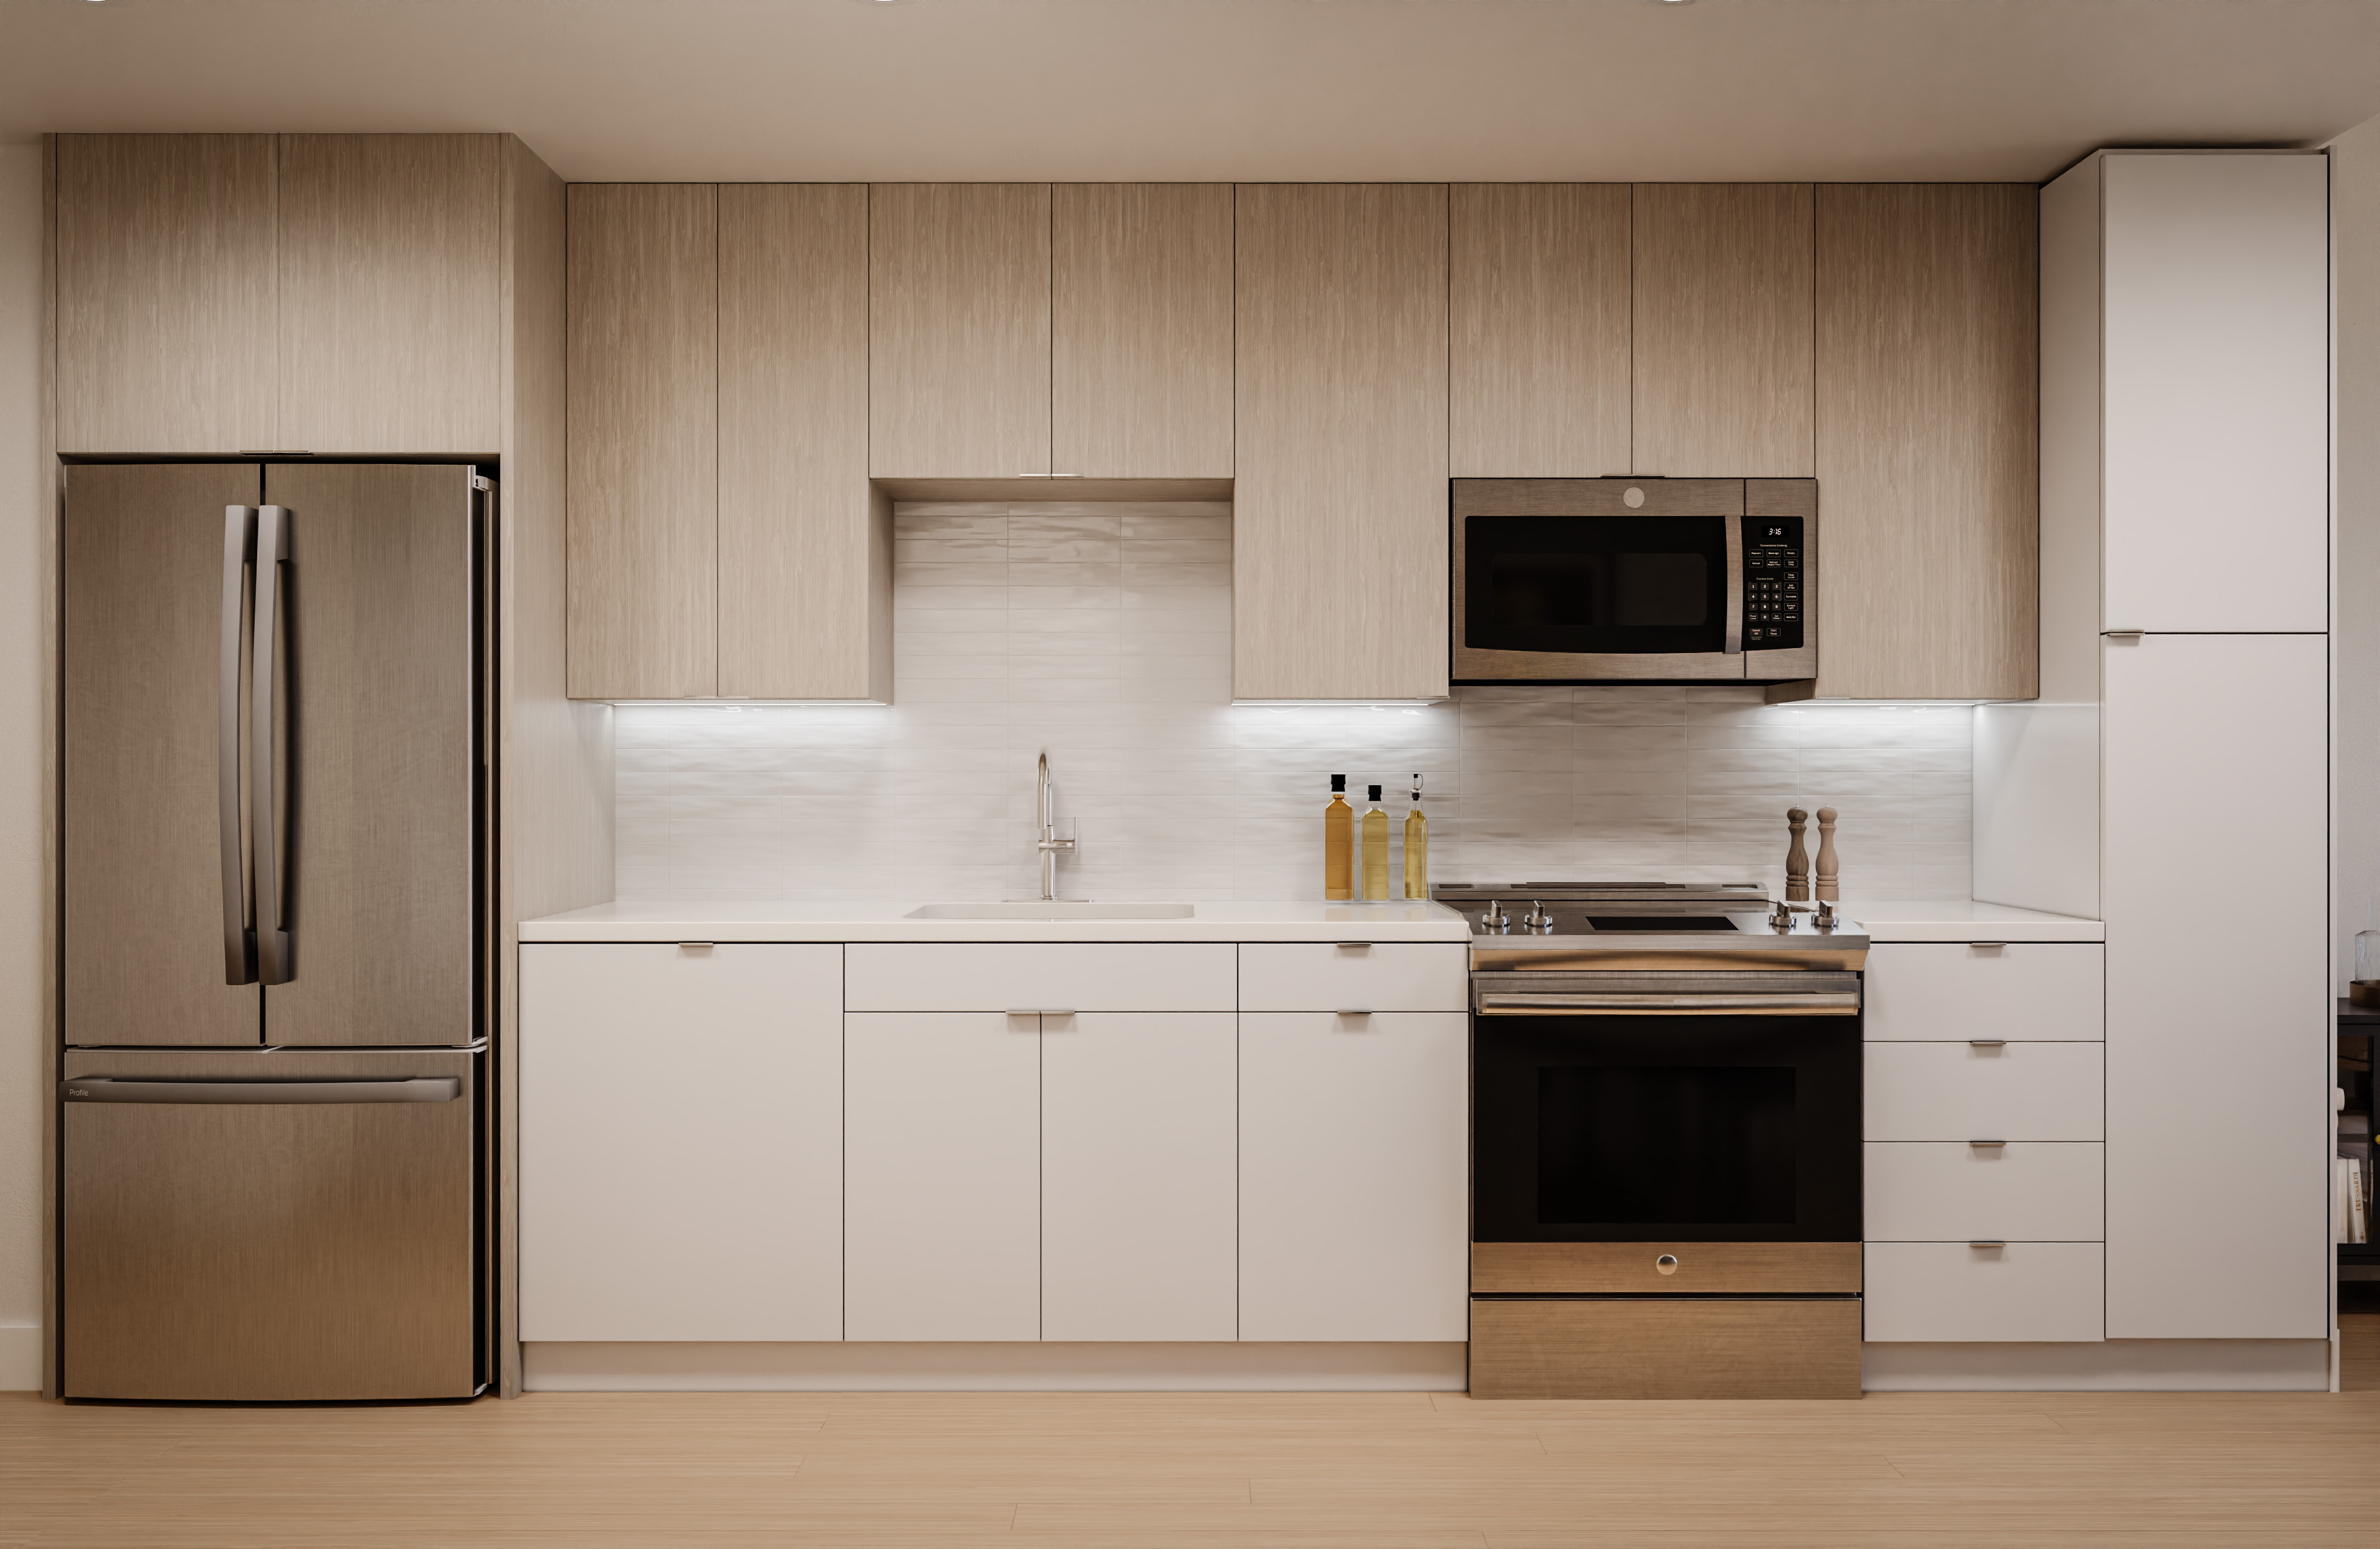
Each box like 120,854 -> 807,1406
1473,1015 -> 1861,1243
1464,515 -> 1728,656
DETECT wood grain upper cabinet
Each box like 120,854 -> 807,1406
1449,183 -> 1631,478
1814,185 -> 2038,700
1233,184 -> 1450,701
277,135 -> 503,454
55,135 -> 279,454
1051,183 -> 1233,478
717,184 -> 887,700
565,183 -> 718,700
1632,184 -> 1814,477
870,183 -> 1052,478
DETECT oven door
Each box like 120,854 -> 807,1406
1472,1006 -> 1861,1244
1453,477 -> 1745,682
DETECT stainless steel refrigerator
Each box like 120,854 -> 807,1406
60,462 -> 490,1402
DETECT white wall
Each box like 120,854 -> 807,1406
2337,114 -> 2380,985
618,501 -> 1976,905
0,143 -> 45,1390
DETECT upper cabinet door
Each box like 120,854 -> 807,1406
565,183 -> 718,700
277,135 -> 503,454
1449,183 -> 1631,478
1815,184 -> 2038,700
1633,183 -> 1814,477
55,135 -> 278,454
1234,183 -> 1450,701
1051,183 -> 1233,478
2101,154 -> 2328,633
717,184 -> 886,700
870,183 -> 1052,478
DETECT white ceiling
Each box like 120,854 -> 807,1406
4,0 -> 2378,185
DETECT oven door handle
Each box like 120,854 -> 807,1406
1723,515 -> 1745,656
1476,991 -> 1860,1016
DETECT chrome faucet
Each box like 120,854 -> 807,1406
1035,750 -> 1075,902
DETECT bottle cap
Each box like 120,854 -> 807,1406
1368,784 -> 1383,802
1331,774 -> 1346,792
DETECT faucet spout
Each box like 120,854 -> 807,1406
1034,750 -> 1075,902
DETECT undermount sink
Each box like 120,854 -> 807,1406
905,902 -> 1196,921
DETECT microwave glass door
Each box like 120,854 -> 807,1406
1463,515 -> 1729,656
1472,1014 -> 1861,1243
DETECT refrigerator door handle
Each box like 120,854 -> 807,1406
63,1076 -> 462,1105
219,506 -> 258,985
252,504 -> 294,985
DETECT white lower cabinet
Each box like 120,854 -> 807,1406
1864,1242 -> 2107,1343
1238,1011 -> 1469,1342
1863,1042 -> 2105,1141
519,942 -> 844,1342
844,1012 -> 1041,1341
1863,943 -> 2105,1042
1042,1013 -> 1238,1341
1864,1143 -> 2104,1242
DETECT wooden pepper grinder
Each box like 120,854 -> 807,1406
1784,809 -> 1810,902
1814,807 -> 1840,902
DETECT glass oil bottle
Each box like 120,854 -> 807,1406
1324,775 -> 1354,900
1362,784 -> 1391,900
1403,774 -> 1428,898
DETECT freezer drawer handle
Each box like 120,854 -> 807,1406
252,504 -> 294,985
219,505 -> 258,986
63,1077 -> 462,1105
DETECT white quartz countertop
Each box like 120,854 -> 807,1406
1841,899 -> 2103,943
521,899 -> 1474,944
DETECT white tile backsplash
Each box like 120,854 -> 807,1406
614,503 -> 1975,903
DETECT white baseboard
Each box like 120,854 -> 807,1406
1861,1339 -> 2332,1392
0,1324 -> 42,1392
524,1341 -> 1468,1393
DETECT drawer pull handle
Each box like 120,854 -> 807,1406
1968,1139 -> 2008,1149
1969,1039 -> 2008,1048
1970,941 -> 2008,950
1005,1008 -> 1076,1018
1336,1008 -> 1373,1019
1655,1253 -> 1679,1276
1334,941 -> 1373,950
677,941 -> 715,951
1968,1240 -> 2008,1250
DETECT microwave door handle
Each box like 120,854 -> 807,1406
1723,516 -> 1744,656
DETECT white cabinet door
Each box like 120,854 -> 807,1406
1239,1012 -> 1469,1341
1864,1043 -> 2105,1141
2101,153 -> 2328,633
2105,633 -> 2329,1338
1863,943 -> 2104,1043
1042,1013 -> 1237,1341
519,942 -> 843,1341
1864,1242 -> 2105,1343
845,1012 -> 1041,1341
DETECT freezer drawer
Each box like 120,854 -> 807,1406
61,1048 -> 479,1401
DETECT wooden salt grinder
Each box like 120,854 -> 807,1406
1814,807 -> 1840,902
1784,809 -> 1810,902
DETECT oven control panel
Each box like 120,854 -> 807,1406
1743,517 -> 1804,650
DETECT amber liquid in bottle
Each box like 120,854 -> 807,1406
1403,774 -> 1428,899
1323,775 -> 1354,900
1361,784 -> 1391,901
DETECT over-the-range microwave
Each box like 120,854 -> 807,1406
1452,478 -> 1817,684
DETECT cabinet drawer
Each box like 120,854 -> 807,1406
1864,1142 -> 2103,1241
1864,942 -> 2103,1042
1864,1042 -> 2104,1140
844,944 -> 1235,1011
1863,1241 -> 2105,1342
1237,942 -> 1468,1012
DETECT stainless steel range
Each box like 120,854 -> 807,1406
1434,880 -> 1867,1401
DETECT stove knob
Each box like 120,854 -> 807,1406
1768,900 -> 1794,932
1523,900 -> 1554,931
1480,900 -> 1509,931
1813,900 -> 1836,933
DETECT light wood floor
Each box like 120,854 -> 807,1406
6,1332 -> 2379,1548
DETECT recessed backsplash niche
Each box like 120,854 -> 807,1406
615,502 -> 1973,903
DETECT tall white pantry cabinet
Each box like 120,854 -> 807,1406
2037,150 -> 2332,1343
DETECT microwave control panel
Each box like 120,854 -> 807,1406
1743,517 -> 1804,649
